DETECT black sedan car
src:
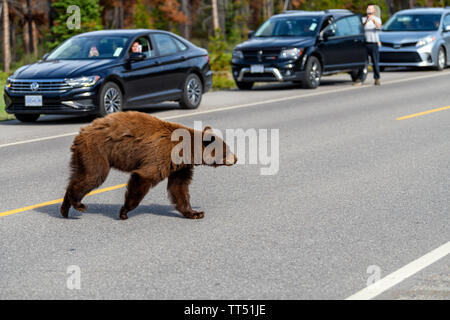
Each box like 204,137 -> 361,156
231,10 -> 368,89
4,29 -> 212,122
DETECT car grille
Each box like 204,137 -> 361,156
243,72 -> 278,80
381,42 -> 417,48
380,52 -> 422,63
9,79 -> 71,93
243,49 -> 281,62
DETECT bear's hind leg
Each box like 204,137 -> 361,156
167,166 -> 204,219
60,192 -> 72,218
61,155 -> 110,217
119,172 -> 156,220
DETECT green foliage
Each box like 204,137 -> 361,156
212,74 -> 236,90
133,0 -> 151,29
150,7 -> 169,30
0,72 -> 15,121
48,0 -> 103,50
208,30 -> 232,72
225,0 -> 248,45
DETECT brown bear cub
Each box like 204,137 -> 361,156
60,111 -> 237,220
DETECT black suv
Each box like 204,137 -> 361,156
4,29 -> 212,122
232,10 -> 368,89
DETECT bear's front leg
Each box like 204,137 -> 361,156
120,172 -> 156,220
167,166 -> 204,219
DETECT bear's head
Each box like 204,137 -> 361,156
201,126 -> 237,167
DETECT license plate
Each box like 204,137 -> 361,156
250,65 -> 264,73
25,95 -> 43,107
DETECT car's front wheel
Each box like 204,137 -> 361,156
15,114 -> 40,123
435,47 -> 446,71
302,56 -> 321,89
98,82 -> 123,117
180,73 -> 203,109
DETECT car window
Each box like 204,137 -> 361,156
254,17 -> 320,37
173,37 -> 188,51
330,16 -> 362,37
129,36 -> 155,58
153,34 -> 179,56
383,14 -> 441,31
47,36 -> 129,60
346,15 -> 363,34
444,14 -> 450,27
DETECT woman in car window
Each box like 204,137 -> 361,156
130,41 -> 142,53
88,46 -> 99,57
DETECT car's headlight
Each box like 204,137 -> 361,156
416,36 -> 436,47
66,76 -> 100,88
6,77 -> 13,88
232,49 -> 244,60
279,48 -> 303,60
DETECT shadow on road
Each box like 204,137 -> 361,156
35,202 -> 184,220
0,103 -> 181,126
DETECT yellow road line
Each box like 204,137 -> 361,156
396,106 -> 450,120
0,183 -> 127,218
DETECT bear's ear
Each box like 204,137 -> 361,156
204,125 -> 212,132
203,133 -> 216,147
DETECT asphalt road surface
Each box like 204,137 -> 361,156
0,69 -> 449,299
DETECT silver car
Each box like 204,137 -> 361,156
380,8 -> 450,70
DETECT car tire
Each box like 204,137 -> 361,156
435,47 -> 446,71
97,82 -> 123,117
15,114 -> 40,123
180,73 -> 203,109
302,56 -> 321,89
235,81 -> 254,90
350,58 -> 368,83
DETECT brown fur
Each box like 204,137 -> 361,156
60,111 -> 237,220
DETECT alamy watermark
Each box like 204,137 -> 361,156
66,5 -> 81,30
66,265 -> 81,290
366,265 -> 382,288
171,121 -> 279,175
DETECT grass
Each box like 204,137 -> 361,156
0,73 -> 15,121
212,71 -> 236,90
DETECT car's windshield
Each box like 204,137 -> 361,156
47,36 -> 129,60
254,17 -> 320,37
383,14 -> 441,31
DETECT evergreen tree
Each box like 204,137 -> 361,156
134,0 -> 151,29
49,0 -> 103,49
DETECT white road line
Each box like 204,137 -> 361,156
0,132 -> 78,149
1,70 -> 450,150
346,241 -> 450,300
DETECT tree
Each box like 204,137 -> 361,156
2,0 -> 10,72
133,0 -> 151,28
212,0 -> 220,34
49,0 -> 103,49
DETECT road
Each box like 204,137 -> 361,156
0,69 -> 449,299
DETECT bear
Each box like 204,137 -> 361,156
60,111 -> 237,220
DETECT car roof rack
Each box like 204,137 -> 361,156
325,9 -> 352,13
281,10 -> 309,14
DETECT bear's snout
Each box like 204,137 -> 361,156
225,153 -> 238,166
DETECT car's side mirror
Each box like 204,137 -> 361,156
248,30 -> 255,39
444,25 -> 450,32
42,53 -> 49,61
129,52 -> 146,61
323,28 -> 336,40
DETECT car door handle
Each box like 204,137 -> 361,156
151,60 -> 160,66
180,55 -> 187,61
